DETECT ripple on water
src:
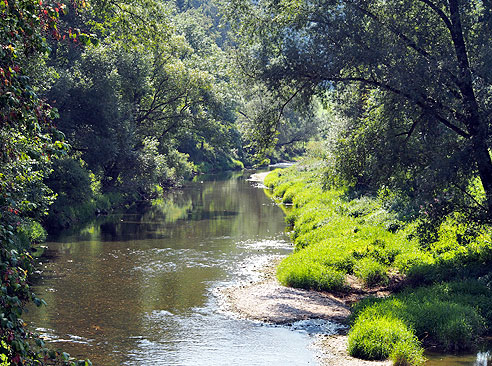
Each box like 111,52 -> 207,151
35,328 -> 93,345
235,237 -> 292,250
287,319 -> 347,335
476,351 -> 491,366
129,247 -> 228,274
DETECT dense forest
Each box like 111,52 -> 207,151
1,0 -> 492,364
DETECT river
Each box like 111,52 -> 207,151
27,171 -> 323,365
27,171 -> 491,366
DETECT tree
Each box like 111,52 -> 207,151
236,82 -> 321,162
40,0 -> 245,210
226,0 -> 492,213
0,0 -> 93,363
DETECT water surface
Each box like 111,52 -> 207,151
27,172 -> 321,365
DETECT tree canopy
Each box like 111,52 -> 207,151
226,0 -> 492,216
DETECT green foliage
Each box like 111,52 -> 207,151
268,161 -> 492,362
269,163 -> 420,291
277,258 -> 347,292
353,258 -> 389,287
351,280 -> 492,352
235,82 -> 323,162
47,157 -> 93,204
390,340 -> 426,366
42,0 -> 245,206
0,0 -> 92,361
226,0 -> 492,216
15,221 -> 47,249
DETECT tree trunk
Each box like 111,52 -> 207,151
470,135 -> 492,213
447,0 -> 492,213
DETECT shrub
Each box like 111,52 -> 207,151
15,220 -> 48,249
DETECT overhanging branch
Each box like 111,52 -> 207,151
326,75 -> 471,138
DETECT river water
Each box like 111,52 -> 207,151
27,171 -> 324,365
27,171 -> 491,366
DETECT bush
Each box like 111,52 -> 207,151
15,220 -> 47,249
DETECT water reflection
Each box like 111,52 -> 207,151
27,171 -> 320,365
426,344 -> 492,366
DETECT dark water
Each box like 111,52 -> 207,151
26,171 -> 327,365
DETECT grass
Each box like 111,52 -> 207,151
267,167 -> 421,290
265,163 -> 492,366
347,317 -> 423,364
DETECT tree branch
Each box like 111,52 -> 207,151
276,82 -> 310,126
346,0 -> 462,91
451,182 -> 488,212
278,136 -> 306,147
327,75 -> 471,138
416,0 -> 453,31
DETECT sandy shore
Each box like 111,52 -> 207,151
219,274 -> 391,366
220,277 -> 350,324
218,172 -> 392,366
247,171 -> 270,184
315,335 -> 392,366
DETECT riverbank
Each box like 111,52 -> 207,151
220,258 -> 350,323
219,252 -> 391,366
222,165 -> 492,366
219,171 -> 393,366
247,171 -> 270,185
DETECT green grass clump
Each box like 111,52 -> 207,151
350,280 -> 490,352
348,317 -> 423,364
354,258 -> 389,286
277,257 -> 347,292
266,165 -> 426,291
282,182 -> 305,204
263,169 -> 284,189
390,340 -> 426,366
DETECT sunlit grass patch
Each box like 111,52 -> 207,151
277,258 -> 347,292
353,258 -> 389,286
350,280 -> 491,352
347,317 -> 423,364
